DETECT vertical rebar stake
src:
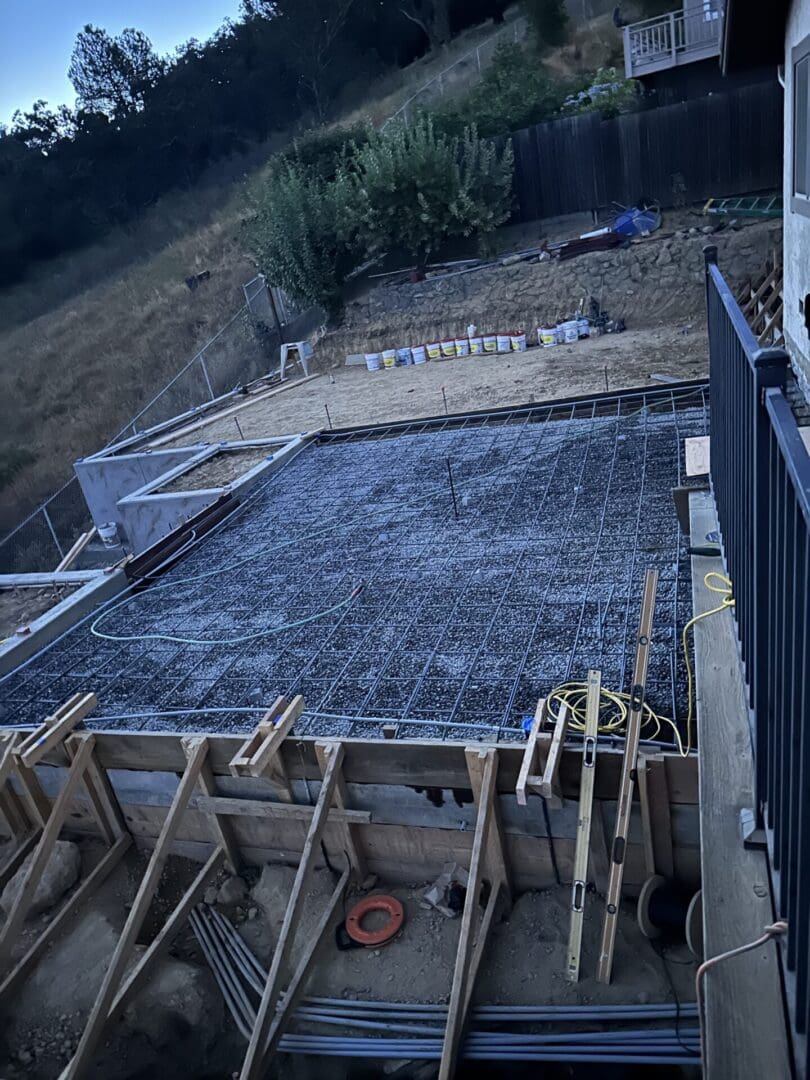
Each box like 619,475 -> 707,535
446,458 -> 459,521
442,386 -> 449,415
604,366 -> 609,393
324,404 -> 333,430
234,416 -> 245,441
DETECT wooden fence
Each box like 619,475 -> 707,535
509,80 -> 783,222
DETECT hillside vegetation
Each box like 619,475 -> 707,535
0,3 -> 635,533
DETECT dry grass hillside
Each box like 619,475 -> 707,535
0,3 -> 630,531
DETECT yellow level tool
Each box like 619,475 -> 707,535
566,667 -> 601,982
597,568 -> 658,983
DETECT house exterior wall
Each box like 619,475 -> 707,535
784,1 -> 810,394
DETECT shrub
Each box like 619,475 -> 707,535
250,160 -> 365,318
351,116 -> 513,266
524,0 -> 569,49
0,446 -> 35,491
430,44 -> 575,139
277,123 -> 370,181
561,67 -> 641,119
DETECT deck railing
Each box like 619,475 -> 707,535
705,245 -> 810,1068
624,5 -> 723,78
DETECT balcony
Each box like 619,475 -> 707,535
623,5 -> 723,78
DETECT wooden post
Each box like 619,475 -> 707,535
0,835 -> 131,1001
0,736 -> 96,972
598,569 -> 658,984
465,746 -> 511,903
315,741 -> 367,882
240,742 -> 344,1080
187,743 -> 241,874
61,738 -> 210,1080
539,702 -> 569,805
110,846 -> 225,1017
566,669 -> 601,982
439,749 -> 498,1080
516,698 -> 545,806
256,868 -> 350,1061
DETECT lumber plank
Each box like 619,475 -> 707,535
461,879 -> 500,1018
60,737 -> 210,1080
646,756 -> 674,878
0,832 -> 40,891
0,835 -> 131,1000
689,492 -> 790,1079
637,757 -> 657,877
82,745 -> 128,842
14,762 -> 52,830
742,265 -> 777,317
240,742 -> 344,1080
17,693 -> 97,769
315,741 -> 368,881
110,845 -> 225,1018
0,737 -> 96,972
539,702 -> 569,804
229,697 -> 286,776
259,867 -> 350,1062
54,527 -> 97,573
465,745 -> 511,901
516,698 -> 546,806
439,749 -> 497,1080
597,568 -> 658,983
188,745 -> 241,874
189,794 -> 370,824
567,669 -> 601,982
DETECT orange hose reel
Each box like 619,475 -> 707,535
345,894 -> 404,947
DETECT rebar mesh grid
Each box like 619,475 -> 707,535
0,387 -> 708,742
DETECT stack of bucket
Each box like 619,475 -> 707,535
365,326 -> 527,372
537,317 -> 591,348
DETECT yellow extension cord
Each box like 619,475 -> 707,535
545,572 -> 735,758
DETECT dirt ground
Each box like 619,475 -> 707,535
164,325 -> 708,447
158,445 -> 275,493
0,587 -> 76,641
0,839 -> 696,1080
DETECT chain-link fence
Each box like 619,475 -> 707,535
0,279 -> 298,573
382,17 -> 526,129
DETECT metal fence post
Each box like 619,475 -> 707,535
199,353 -> 215,400
41,506 -> 65,561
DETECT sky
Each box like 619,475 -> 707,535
0,0 -> 243,125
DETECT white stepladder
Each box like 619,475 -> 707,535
279,340 -> 313,381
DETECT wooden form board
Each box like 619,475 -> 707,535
689,491 -> 790,1079
685,435 -> 710,477
43,730 -> 699,804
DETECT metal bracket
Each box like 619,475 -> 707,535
741,807 -> 767,849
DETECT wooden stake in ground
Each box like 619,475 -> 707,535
597,569 -> 658,984
566,668 -> 601,982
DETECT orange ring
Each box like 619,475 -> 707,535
345,895 -> 405,947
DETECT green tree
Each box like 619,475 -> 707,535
250,161 -> 365,318
524,0 -> 569,49
68,25 -> 165,116
352,117 -> 513,266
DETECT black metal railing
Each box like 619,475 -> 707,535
705,245 -> 810,1060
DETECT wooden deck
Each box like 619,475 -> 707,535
689,490 -> 791,1079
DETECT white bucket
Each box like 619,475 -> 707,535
510,333 -> 527,352
455,338 -> 470,357
365,352 -> 381,371
382,348 -> 397,369
560,320 -> 578,344
98,521 -> 119,546
469,337 -> 483,355
538,327 -> 559,347
577,318 -> 590,338
397,347 -> 412,365
441,339 -> 456,359
483,335 -> 498,353
496,334 -> 511,353
411,345 -> 427,364
426,341 -> 441,361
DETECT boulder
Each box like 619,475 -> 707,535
123,956 -> 222,1050
1,840 -> 80,917
216,874 -> 247,906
